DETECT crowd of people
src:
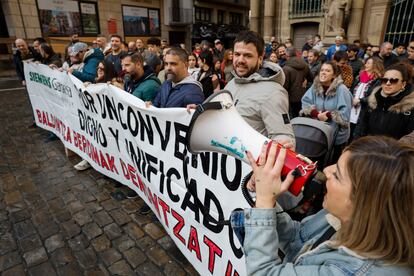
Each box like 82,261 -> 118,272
13,30 -> 414,274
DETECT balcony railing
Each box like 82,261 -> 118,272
289,0 -> 325,19
196,0 -> 249,7
169,7 -> 193,25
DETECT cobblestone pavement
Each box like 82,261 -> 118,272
0,82 -> 199,275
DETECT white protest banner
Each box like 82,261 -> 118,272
24,62 -> 252,275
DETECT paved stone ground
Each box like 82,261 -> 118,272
0,81 -> 199,275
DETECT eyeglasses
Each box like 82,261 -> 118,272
97,67 -> 105,71
379,77 -> 401,85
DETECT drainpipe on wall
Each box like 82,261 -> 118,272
16,0 -> 28,39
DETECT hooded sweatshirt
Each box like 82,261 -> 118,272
72,48 -> 104,83
225,61 -> 295,143
152,75 -> 204,108
283,57 -> 314,103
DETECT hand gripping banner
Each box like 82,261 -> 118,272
24,63 -> 251,275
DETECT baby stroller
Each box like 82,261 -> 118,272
291,117 -> 338,170
288,117 -> 338,220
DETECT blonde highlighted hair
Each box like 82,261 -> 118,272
337,136 -> 414,267
365,56 -> 384,79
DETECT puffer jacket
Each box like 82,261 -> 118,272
354,85 -> 414,139
72,48 -> 104,82
283,57 -> 314,103
300,76 -> 353,145
224,61 -> 295,143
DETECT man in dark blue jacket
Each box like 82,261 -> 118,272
69,42 -> 104,82
152,47 -> 204,108
140,48 -> 204,215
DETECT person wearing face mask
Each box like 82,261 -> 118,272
300,61 -> 352,162
354,62 -> 414,139
224,31 -> 295,146
230,136 -> 414,276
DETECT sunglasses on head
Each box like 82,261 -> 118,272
379,77 -> 401,84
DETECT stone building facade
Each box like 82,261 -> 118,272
250,0 -> 412,48
0,0 -> 249,54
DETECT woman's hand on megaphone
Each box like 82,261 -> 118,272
246,142 -> 295,209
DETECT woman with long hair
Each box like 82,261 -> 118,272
197,50 -> 220,98
231,136 -> 414,275
349,57 -> 384,139
187,53 -> 199,79
300,61 -> 353,162
221,49 -> 234,84
39,43 -> 62,68
354,62 -> 414,139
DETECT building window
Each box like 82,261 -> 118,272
384,0 -> 414,46
36,0 -> 100,36
195,6 -> 211,23
218,10 -> 225,24
289,0 -> 325,19
229,12 -> 242,25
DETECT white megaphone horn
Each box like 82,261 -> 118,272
186,90 -> 318,197
186,90 -> 267,163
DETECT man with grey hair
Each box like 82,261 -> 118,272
326,35 -> 347,60
378,41 -> 399,68
13,38 -> 41,86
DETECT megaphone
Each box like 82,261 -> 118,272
186,90 -> 317,197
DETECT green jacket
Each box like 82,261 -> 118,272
125,66 -> 161,102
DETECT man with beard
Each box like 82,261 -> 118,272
121,52 -> 160,101
377,41 -> 399,68
151,47 -> 204,108
224,30 -> 294,145
276,44 -> 287,67
408,40 -> 414,68
139,47 -> 203,214
64,33 -> 79,63
105,34 -> 126,75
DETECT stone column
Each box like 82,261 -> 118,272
263,0 -> 275,42
347,0 -> 366,42
249,0 -> 260,33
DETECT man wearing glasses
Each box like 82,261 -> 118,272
69,42 -> 104,83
